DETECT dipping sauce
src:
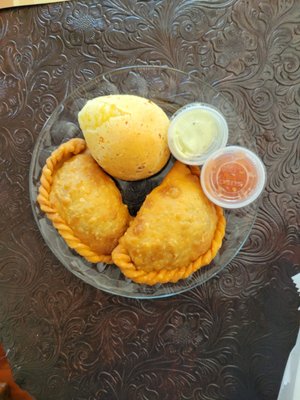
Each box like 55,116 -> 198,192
168,103 -> 228,165
201,146 -> 266,208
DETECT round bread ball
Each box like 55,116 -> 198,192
78,95 -> 170,181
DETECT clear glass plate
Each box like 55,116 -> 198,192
29,65 -> 258,299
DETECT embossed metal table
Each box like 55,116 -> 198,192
0,1 -> 299,399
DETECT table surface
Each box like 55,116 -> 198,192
0,1 -> 299,399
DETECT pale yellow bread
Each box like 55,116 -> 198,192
78,94 -> 170,181
112,161 -> 226,285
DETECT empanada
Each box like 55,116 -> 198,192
112,161 -> 226,285
37,138 -> 130,263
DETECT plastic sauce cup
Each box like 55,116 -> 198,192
201,146 -> 266,209
168,103 -> 228,165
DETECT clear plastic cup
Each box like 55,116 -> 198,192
201,146 -> 266,209
168,102 -> 228,165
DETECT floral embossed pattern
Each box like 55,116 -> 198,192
0,1 -> 299,400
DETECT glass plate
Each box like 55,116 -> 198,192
29,65 -> 258,299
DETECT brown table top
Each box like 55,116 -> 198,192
0,1 -> 299,399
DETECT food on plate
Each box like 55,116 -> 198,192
112,161 -> 226,285
78,94 -> 170,181
37,138 -> 130,263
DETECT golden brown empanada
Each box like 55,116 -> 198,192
112,161 -> 226,285
37,138 -> 130,263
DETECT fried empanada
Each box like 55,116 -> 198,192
37,138 -> 130,263
112,161 -> 226,285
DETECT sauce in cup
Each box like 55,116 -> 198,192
201,146 -> 266,208
168,103 -> 228,165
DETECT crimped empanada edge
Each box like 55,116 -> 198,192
112,165 -> 226,285
37,138 -> 112,264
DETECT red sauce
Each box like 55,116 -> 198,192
204,152 -> 258,201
